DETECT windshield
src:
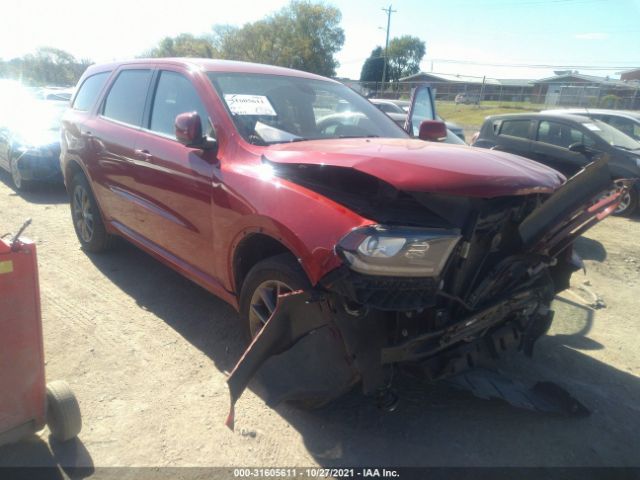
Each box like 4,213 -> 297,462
584,119 -> 640,151
207,72 -> 407,145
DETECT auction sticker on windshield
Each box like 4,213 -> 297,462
224,94 -> 277,116
583,123 -> 601,131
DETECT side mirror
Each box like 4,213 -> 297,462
418,120 -> 447,142
175,112 -> 204,147
568,142 -> 588,154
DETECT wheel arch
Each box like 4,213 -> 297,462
231,232 -> 305,295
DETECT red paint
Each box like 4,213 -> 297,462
61,59 -> 565,310
0,238 -> 46,445
265,138 -> 565,197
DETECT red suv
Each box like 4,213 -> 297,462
61,59 -> 625,418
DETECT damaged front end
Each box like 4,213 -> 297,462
226,159 -> 629,425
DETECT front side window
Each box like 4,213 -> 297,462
102,69 -> 152,126
73,72 -> 110,111
499,119 -> 531,139
149,71 -> 209,138
537,120 -> 595,148
207,72 -> 406,145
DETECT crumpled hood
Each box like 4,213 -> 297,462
265,138 -> 565,197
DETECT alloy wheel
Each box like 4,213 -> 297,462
10,159 -> 22,189
73,185 -> 95,243
248,280 -> 292,338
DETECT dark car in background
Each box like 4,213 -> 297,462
473,112 -> 640,216
0,99 -> 66,190
541,108 -> 640,142
370,98 -> 466,142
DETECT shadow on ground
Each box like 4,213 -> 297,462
46,241 -> 640,467
0,434 -> 94,477
573,236 -> 607,262
0,172 -> 68,206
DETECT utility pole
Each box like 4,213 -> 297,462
381,4 -> 396,86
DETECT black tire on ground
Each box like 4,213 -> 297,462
46,381 -> 82,442
9,156 -> 32,191
239,253 -> 350,409
239,253 -> 310,341
613,184 -> 638,217
69,172 -> 114,252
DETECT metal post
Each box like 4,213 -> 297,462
381,5 -> 396,87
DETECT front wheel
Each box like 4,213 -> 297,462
610,181 -> 638,217
239,253 -> 310,341
69,172 -> 114,252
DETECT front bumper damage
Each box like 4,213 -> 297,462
226,159 -> 629,426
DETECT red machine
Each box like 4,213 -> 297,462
0,221 -> 81,447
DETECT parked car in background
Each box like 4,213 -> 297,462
473,112 -> 640,216
33,87 -> 74,102
454,92 -> 480,105
370,98 -> 466,142
541,108 -> 640,142
0,99 -> 66,190
61,59 -> 623,418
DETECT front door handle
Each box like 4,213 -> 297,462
134,149 -> 153,160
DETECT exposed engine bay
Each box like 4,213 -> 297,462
225,158 -> 629,428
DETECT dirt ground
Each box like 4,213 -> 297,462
1,174 -> 639,471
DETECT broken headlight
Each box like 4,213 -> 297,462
337,226 -> 461,277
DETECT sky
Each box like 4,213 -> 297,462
1,0 -> 639,81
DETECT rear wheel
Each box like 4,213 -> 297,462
69,172 -> 114,252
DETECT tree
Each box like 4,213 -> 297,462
145,33 -> 217,58
359,47 -> 384,82
386,35 -> 426,82
0,47 -> 92,86
212,1 -> 345,76
359,36 -> 425,84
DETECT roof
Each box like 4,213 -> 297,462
533,73 -> 631,87
540,108 -> 640,121
485,112 -> 608,124
82,58 -> 334,83
399,72 -> 500,85
618,67 -> 640,75
398,72 -> 534,87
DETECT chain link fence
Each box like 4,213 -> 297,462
342,79 -> 640,110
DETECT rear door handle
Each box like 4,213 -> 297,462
134,149 -> 153,160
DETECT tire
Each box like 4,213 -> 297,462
69,172 -> 114,252
9,156 -> 32,191
239,253 -> 352,409
239,253 -> 310,341
612,184 -> 638,217
46,381 -> 82,442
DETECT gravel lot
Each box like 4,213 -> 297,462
1,175 -> 639,471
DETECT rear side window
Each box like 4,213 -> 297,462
499,119 -> 531,139
149,71 -> 208,138
102,69 -> 152,126
72,72 -> 110,111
